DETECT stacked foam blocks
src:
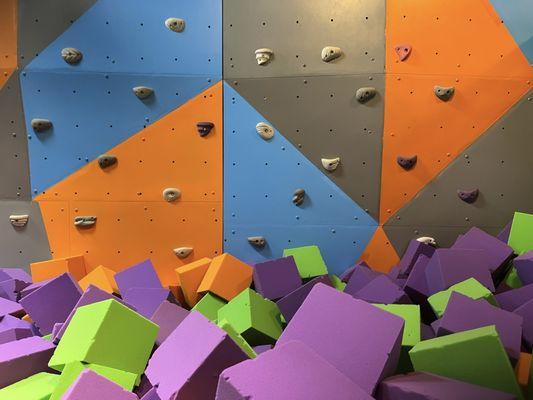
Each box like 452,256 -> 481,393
0,212 -> 532,399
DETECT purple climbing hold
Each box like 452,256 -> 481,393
114,259 -> 162,294
457,188 -> 479,203
397,155 -> 417,170
253,256 -> 302,300
196,121 -> 215,137
514,250 -> 533,285
150,300 -> 189,346
394,44 -> 412,61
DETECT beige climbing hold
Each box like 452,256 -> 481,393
163,188 -> 181,202
255,48 -> 274,66
74,216 -> 97,228
416,236 -> 437,246
248,236 -> 266,248
321,46 -> 342,62
61,48 -> 83,64
256,122 -> 274,140
9,214 -> 29,227
173,247 -> 193,259
321,157 -> 340,172
165,18 -> 185,33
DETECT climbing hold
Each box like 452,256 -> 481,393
321,46 -> 342,62
394,44 -> 412,61
397,155 -> 417,170
97,155 -> 117,169
416,236 -> 437,246
74,216 -> 97,228
321,157 -> 341,172
247,236 -> 266,248
165,18 -> 185,33
292,189 -> 305,206
196,122 -> 214,137
132,86 -> 154,100
163,188 -> 181,202
9,214 -> 29,228
355,87 -> 377,104
255,122 -> 274,140
173,247 -> 193,259
255,48 -> 274,66
31,119 -> 53,133
434,86 -> 455,101
61,48 -> 83,64
457,188 -> 479,204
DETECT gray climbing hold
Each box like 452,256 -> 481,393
417,236 -> 437,246
197,122 -> 214,137
457,188 -> 479,204
395,44 -> 412,61
31,118 -> 53,133
397,155 -> 417,170
321,157 -> 341,172
132,86 -> 154,100
355,87 -> 377,104
173,247 -> 193,259
97,154 -> 117,169
9,214 -> 29,228
165,18 -> 185,33
248,236 -> 266,248
255,48 -> 274,66
61,47 -> 83,64
74,216 -> 96,228
321,46 -> 342,62
163,188 -> 181,202
434,86 -> 455,101
256,122 -> 274,140
292,189 -> 305,206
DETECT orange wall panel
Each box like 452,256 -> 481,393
359,227 -> 400,273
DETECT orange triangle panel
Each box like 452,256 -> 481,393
359,226 -> 400,274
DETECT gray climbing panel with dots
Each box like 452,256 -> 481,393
384,90 -> 533,254
223,0 -> 386,79
0,200 -> 51,270
18,0 -> 98,68
228,74 -> 385,220
0,71 -> 31,200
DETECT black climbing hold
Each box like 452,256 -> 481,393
197,122 -> 214,137
434,86 -> 455,101
133,86 -> 154,100
248,236 -> 266,248
397,155 -> 417,170
31,118 -> 53,133
292,189 -> 305,206
395,44 -> 412,61
98,154 -> 117,169
74,216 -> 97,228
61,47 -> 83,64
355,87 -> 377,104
457,188 -> 479,204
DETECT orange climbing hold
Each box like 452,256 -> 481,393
359,227 -> 400,273
175,257 -> 212,307
78,265 -> 118,294
30,255 -> 86,282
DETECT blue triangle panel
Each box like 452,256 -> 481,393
21,70 -> 218,194
224,83 -> 377,276
25,0 -> 222,76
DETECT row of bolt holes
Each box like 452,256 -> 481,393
224,236 -> 361,246
51,249 -> 221,256
228,17 -> 369,28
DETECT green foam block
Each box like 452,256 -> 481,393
282,245 -> 328,279
504,267 -> 523,289
0,372 -> 60,400
427,278 -> 499,318
410,325 -> 523,399
218,318 -> 257,359
217,288 -> 282,346
192,292 -> 226,322
329,274 -> 346,292
48,299 -> 158,375
508,212 -> 533,255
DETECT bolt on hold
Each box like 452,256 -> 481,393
165,18 -> 185,33
248,236 -> 266,248
292,189 -> 306,206
173,247 -> 193,259
197,122 -> 214,137
255,48 -> 274,66
321,46 -> 342,62
256,122 -> 274,140
9,214 -> 29,227
61,48 -> 83,64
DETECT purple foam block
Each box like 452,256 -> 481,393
123,287 -> 175,318
276,275 -> 332,323
140,387 -> 161,400
150,300 -> 189,346
514,298 -> 533,350
134,375 -> 154,398
514,250 -> 533,285
340,261 -> 370,283
497,222 -> 512,243
253,256 -> 302,300
62,369 -> 137,400
404,255 -> 431,299
397,239 -> 436,277
252,344 -> 272,355
437,292 -> 523,363
0,336 -> 55,388
388,265 -> 401,280
377,372 -> 515,400
19,273 -> 81,335
0,315 -> 38,335
495,283 -> 533,311
0,278 -> 30,301
0,268 -> 32,284
421,323 -> 435,340
115,259 -> 162,295
19,279 -> 51,299
0,296 -> 23,317
352,275 -> 411,304
424,249 -> 495,295
277,284 -> 404,394
0,327 -> 34,344
344,266 -> 382,296
146,311 -> 248,400
217,340 -> 373,400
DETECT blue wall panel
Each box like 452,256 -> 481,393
224,83 -> 377,276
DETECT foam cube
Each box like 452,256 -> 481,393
0,268 -> 32,284
404,254 -> 432,305
425,249 -> 495,294
0,372 -> 60,400
140,387 -> 161,400
282,245 -> 328,279
217,288 -> 282,346
409,325 -> 523,399
504,267 -> 524,289
218,318 -> 257,359
19,273 -> 82,335
277,284 -> 404,394
114,259 -> 162,294
508,212 -> 533,255
30,255 -> 86,282
377,372 -> 516,400
0,326 -> 33,344
515,251 -> 533,285
351,275 -> 411,304
0,296 -> 23,318
217,340 -> 372,400
498,222 -> 512,243
397,239 -> 436,277
428,277 -> 498,317
62,369 -> 137,400
514,352 -> 532,394
19,279 -> 50,299
49,299 -> 158,375
145,311 -> 248,400
78,265 -> 118,294
0,269 -> 31,302
175,257 -> 211,307
329,274 -> 346,291
122,287 -> 175,318
344,265 -> 382,296
340,261 -> 370,283
0,336 -> 55,388
436,292 -> 523,362
192,292 -> 226,322
514,299 -> 533,350
253,344 -> 272,355
150,300 -> 189,346
197,254 -> 253,301
253,256 -> 301,300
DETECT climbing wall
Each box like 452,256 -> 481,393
0,0 -> 531,279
